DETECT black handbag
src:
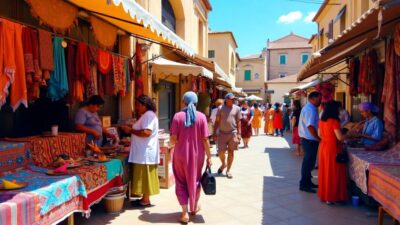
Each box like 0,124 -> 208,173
201,166 -> 216,195
336,151 -> 349,164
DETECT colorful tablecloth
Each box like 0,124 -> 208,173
0,141 -> 31,174
5,132 -> 86,167
369,165 -> 400,221
114,153 -> 130,184
97,158 -> 124,181
68,164 -> 107,192
348,143 -> 400,194
0,166 -> 87,225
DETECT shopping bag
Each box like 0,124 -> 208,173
201,165 -> 216,195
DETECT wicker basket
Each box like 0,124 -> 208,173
104,192 -> 125,213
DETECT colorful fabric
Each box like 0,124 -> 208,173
0,20 -> 16,109
318,119 -> 348,202
67,164 -> 107,192
272,110 -> 283,129
75,42 -> 90,83
47,37 -> 68,101
0,166 -> 87,216
7,132 -> 86,167
134,41 -> 144,97
112,55 -> 125,96
114,154 -> 130,184
348,143 -> 400,194
171,111 -> 208,212
251,108 -> 262,129
124,58 -> 130,93
95,158 -> 124,181
0,141 -> 31,173
97,49 -> 112,75
369,165 -> 400,222
38,29 -> 53,80
240,108 -> 253,138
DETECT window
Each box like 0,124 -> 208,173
279,73 -> 287,78
244,70 -> 251,81
301,53 -> 309,64
334,6 -> 347,34
208,50 -> 215,58
162,0 -> 176,33
279,54 -> 287,65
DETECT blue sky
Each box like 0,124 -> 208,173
208,0 -> 322,57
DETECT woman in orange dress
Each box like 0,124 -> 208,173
318,100 -> 348,204
263,103 -> 274,135
251,103 -> 262,136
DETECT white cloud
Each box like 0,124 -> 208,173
304,12 -> 317,23
277,11 -> 303,24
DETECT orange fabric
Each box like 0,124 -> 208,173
318,119 -> 348,202
0,20 -> 16,108
89,15 -> 118,50
264,109 -> 274,135
251,108 -> 262,128
73,80 -> 84,102
26,0 -> 78,33
10,23 -> 27,111
272,110 -> 283,129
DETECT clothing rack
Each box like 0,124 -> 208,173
0,15 -> 131,60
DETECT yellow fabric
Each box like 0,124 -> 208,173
89,15 -> 118,50
26,0 -> 78,32
68,0 -> 173,47
131,164 -> 160,196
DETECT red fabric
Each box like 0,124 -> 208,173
134,41 -> 144,97
97,49 -> 112,74
192,77 -> 198,93
349,58 -> 360,96
358,53 -> 367,95
292,126 -> 300,144
112,55 -> 125,96
75,42 -> 90,83
38,29 -> 53,80
212,84 -> 217,101
366,49 -> 378,95
317,119 -> 348,202
65,42 -> 76,104
83,176 -> 123,210
272,110 -> 283,129
22,27 -> 41,100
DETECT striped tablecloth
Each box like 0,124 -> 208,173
369,165 -> 400,221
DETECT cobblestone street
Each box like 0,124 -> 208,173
66,133 -> 384,225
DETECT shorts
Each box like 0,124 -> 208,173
217,132 -> 240,151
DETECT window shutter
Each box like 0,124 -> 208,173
244,70 -> 251,80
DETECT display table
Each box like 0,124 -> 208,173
4,133 -> 86,167
368,165 -> 400,223
0,166 -> 87,225
348,143 -> 400,194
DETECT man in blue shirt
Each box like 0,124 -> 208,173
298,92 -> 322,193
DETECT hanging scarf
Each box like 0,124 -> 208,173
47,37 -> 68,101
182,91 -> 198,128
38,29 -> 53,80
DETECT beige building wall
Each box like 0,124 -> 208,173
267,83 -> 301,104
208,32 -> 238,86
236,56 -> 266,100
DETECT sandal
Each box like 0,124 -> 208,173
217,165 -> 226,174
179,213 -> 189,224
226,171 -> 233,179
190,205 -> 201,216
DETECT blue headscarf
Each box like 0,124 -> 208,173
182,91 -> 198,127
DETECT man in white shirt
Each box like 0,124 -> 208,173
298,92 -> 322,193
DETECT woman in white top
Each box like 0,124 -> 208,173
121,95 -> 159,207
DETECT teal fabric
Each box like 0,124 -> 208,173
47,37 -> 68,101
96,158 -> 124,181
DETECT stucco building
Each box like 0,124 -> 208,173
208,31 -> 239,87
236,53 -> 267,100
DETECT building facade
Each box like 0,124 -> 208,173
266,33 -> 312,81
236,53 -> 267,100
208,31 -> 239,86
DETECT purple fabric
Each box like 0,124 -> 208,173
359,102 -> 379,113
170,111 -> 209,212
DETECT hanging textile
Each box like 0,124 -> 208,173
0,19 -> 28,110
191,77 -> 198,93
134,41 -> 144,97
65,41 -> 77,104
124,58 -> 130,93
89,15 -> 118,50
22,27 -> 42,101
358,53 -> 368,95
97,49 -> 112,74
38,29 -> 53,80
316,82 -> 334,103
75,42 -> 90,83
212,84 -> 217,101
103,70 -> 114,96
348,58 -> 360,97
395,23 -> 400,57
381,39 -> 399,140
366,49 -> 379,95
26,0 -> 78,33
47,37 -> 68,101
112,55 -> 125,96
0,20 -> 17,109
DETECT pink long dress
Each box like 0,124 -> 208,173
170,111 -> 209,212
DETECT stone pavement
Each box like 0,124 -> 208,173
63,133 -> 387,225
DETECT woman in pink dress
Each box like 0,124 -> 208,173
170,91 -> 212,223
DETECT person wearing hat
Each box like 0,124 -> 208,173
213,93 -> 242,179
355,102 -> 384,146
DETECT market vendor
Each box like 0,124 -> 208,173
355,102 -> 384,146
74,95 -> 114,146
